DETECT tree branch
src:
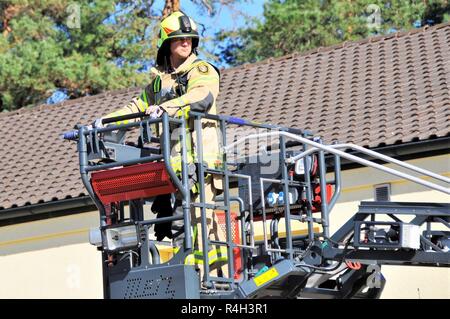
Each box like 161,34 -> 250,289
162,0 -> 180,18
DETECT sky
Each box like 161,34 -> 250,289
180,0 -> 265,36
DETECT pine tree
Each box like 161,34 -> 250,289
217,0 -> 450,66
0,0 -> 243,111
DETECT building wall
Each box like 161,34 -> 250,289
0,211 -> 104,298
0,154 -> 448,298
0,242 -> 103,298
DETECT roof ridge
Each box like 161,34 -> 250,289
223,21 -> 450,72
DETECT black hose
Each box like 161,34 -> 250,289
296,234 -> 355,272
102,112 -> 147,124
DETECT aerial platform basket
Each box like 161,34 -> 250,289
64,111 -> 450,299
91,161 -> 176,205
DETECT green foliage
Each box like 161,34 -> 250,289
0,0 -> 160,111
218,0 -> 450,66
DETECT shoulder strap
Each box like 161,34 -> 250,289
176,58 -> 202,95
183,58 -> 221,78
156,59 -> 220,97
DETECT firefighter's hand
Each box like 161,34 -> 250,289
145,105 -> 164,118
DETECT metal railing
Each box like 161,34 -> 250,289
76,113 -> 194,251
73,110 -> 449,289
223,129 -> 449,258
225,132 -> 450,195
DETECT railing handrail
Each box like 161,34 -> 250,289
288,143 -> 450,184
224,131 -> 450,195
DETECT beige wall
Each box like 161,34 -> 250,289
0,154 -> 448,298
0,211 -> 104,298
380,265 -> 450,298
0,210 -> 99,255
0,242 -> 103,299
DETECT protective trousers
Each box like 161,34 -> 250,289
172,174 -> 229,280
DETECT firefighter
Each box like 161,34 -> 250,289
96,11 -> 227,279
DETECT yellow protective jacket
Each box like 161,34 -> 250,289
104,54 -> 223,188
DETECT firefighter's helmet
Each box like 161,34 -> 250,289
157,11 -> 199,66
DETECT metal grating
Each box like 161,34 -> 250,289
90,161 -> 176,204
215,211 -> 243,279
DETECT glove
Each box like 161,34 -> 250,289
151,194 -> 173,241
93,118 -> 104,129
145,105 -> 164,119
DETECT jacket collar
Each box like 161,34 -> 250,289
151,54 -> 198,76
173,53 -> 198,74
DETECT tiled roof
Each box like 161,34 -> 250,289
0,23 -> 449,210
0,88 -> 141,209
218,23 -> 450,148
